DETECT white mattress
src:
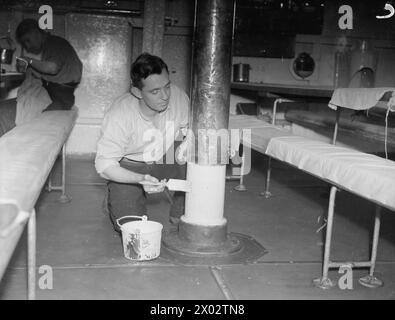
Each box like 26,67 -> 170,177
229,115 -> 293,153
0,109 -> 78,211
328,88 -> 395,111
0,109 -> 77,280
266,136 -> 395,211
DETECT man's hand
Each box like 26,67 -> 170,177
16,56 -> 42,79
16,57 -> 29,73
17,56 -> 60,75
139,174 -> 166,194
229,131 -> 241,158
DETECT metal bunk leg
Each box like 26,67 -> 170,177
47,172 -> 53,192
359,205 -> 384,288
313,186 -> 337,289
272,99 -> 280,125
332,108 -> 341,145
46,144 -> 71,203
272,98 -> 295,126
27,209 -> 36,300
58,144 -> 71,203
234,144 -> 247,191
260,156 -> 272,198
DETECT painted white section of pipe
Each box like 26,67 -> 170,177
181,162 -> 227,226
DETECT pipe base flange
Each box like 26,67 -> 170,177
161,231 -> 267,266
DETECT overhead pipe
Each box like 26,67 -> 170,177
4,5 -> 142,17
162,0 -> 267,263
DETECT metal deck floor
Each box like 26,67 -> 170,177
1,155 -> 395,300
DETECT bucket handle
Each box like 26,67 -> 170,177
116,215 -> 147,229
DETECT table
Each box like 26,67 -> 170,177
0,72 -> 25,99
0,72 -> 24,86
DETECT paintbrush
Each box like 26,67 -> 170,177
166,179 -> 192,193
140,179 -> 192,193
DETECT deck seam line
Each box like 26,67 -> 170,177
7,259 -> 395,271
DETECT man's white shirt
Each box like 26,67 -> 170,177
95,84 -> 189,175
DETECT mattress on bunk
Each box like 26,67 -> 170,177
328,88 -> 395,111
285,109 -> 395,147
0,108 -> 77,281
265,135 -> 395,211
0,108 -> 78,212
229,115 -> 294,153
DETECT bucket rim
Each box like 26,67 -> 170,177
116,215 -> 148,229
120,220 -> 163,233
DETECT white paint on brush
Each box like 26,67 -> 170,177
181,162 -> 227,226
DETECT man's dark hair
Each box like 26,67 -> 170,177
131,53 -> 169,89
16,19 -> 41,43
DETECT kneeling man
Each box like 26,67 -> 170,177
95,53 -> 189,232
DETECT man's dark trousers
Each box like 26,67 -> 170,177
106,142 -> 186,232
42,80 -> 77,111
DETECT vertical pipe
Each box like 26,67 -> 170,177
189,0 -> 198,101
188,0 -> 234,165
183,0 -> 235,227
332,108 -> 341,145
62,143 -> 66,196
184,163 -> 227,225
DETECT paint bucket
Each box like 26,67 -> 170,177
116,215 -> 163,261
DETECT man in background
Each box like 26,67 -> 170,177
16,18 -> 82,111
